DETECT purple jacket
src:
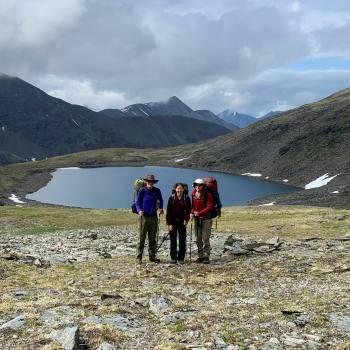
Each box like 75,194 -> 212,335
136,186 -> 163,216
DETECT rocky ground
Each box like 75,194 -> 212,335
1,220 -> 350,350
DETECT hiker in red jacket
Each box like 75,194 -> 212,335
190,178 -> 214,264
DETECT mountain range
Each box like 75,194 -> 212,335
0,74 -> 231,162
100,96 -> 238,131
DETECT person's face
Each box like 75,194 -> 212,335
175,185 -> 184,197
146,180 -> 155,188
195,184 -> 204,192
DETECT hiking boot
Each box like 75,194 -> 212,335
171,259 -> 177,264
149,257 -> 161,263
195,257 -> 204,263
202,257 -> 210,264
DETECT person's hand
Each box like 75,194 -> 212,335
168,225 -> 173,231
139,210 -> 144,216
159,209 -> 164,215
184,220 -> 188,226
190,213 -> 194,220
193,211 -> 199,217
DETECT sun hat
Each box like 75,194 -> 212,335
143,174 -> 158,183
193,178 -> 205,186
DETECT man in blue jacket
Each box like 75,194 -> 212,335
136,174 -> 164,264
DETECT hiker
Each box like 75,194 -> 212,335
135,174 -> 164,264
190,178 -> 214,264
166,183 -> 192,264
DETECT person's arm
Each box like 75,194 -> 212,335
199,191 -> 214,217
136,188 -> 144,215
158,189 -> 163,209
185,196 -> 191,223
157,188 -> 164,215
190,193 -> 195,219
166,196 -> 172,225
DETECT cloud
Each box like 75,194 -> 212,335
0,0 -> 84,48
180,69 -> 350,116
37,75 -> 129,111
0,0 -> 350,114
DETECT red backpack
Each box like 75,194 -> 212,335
202,176 -> 222,218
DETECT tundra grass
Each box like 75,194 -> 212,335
1,204 -> 350,349
1,205 -> 350,237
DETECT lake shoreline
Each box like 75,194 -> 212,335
1,147 -> 348,209
2,162 -> 300,209
25,165 -> 299,209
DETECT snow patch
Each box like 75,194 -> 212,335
259,202 -> 276,206
265,176 -> 270,179
283,179 -> 289,182
72,118 -> 79,127
31,158 -> 36,162
242,173 -> 262,177
175,157 -> 189,163
305,173 -> 339,190
332,190 -> 340,194
1,126 -> 4,131
139,107 -> 150,116
9,194 -> 26,204
59,167 -> 80,170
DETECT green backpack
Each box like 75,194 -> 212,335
131,178 -> 145,213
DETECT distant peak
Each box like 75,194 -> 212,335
0,73 -> 16,80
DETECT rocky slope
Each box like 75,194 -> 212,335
178,88 -> 350,207
1,206 -> 350,349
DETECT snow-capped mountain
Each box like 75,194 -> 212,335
217,109 -> 256,128
104,96 -> 238,130
0,74 -> 231,163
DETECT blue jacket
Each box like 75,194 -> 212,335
136,186 -> 163,216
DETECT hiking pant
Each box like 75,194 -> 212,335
169,223 -> 186,261
136,215 -> 158,260
194,218 -> 212,259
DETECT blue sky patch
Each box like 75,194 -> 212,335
286,57 -> 350,71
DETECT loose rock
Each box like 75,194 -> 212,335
50,325 -> 79,350
0,315 -> 26,331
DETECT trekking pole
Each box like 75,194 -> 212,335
157,232 -> 169,252
156,213 -> 160,250
189,221 -> 193,263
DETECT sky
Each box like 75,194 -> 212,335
1,0 -> 350,116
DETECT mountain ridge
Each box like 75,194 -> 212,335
103,96 -> 239,131
0,74 -> 231,163
178,87 -> 350,207
217,109 -> 256,128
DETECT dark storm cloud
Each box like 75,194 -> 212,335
1,0 -> 350,113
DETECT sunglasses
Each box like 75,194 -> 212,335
193,183 -> 204,186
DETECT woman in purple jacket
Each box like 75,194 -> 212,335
166,183 -> 191,264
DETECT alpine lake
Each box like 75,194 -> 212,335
25,166 -> 299,208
